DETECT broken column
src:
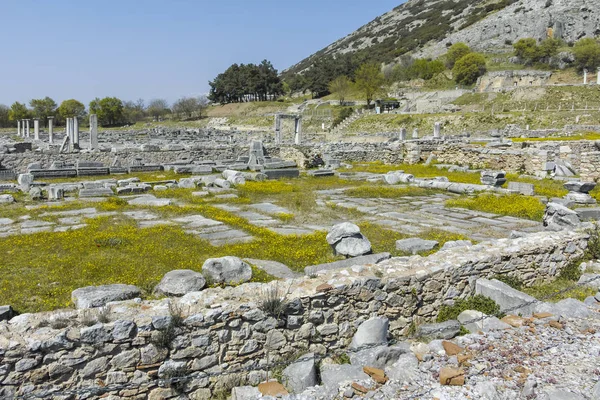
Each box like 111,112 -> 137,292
480,170 -> 507,187
434,122 -> 441,139
564,181 -> 597,205
274,114 -> 282,144
294,116 -> 302,145
73,117 -> 80,149
25,119 -> 30,138
399,128 -> 407,141
48,116 -> 54,144
33,118 -> 40,140
89,114 -> 98,150
412,128 -> 418,139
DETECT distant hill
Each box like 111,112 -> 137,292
285,0 -> 600,75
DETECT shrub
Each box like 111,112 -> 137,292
445,42 -> 471,68
453,53 -> 487,85
259,284 -> 289,318
573,38 -> 600,71
437,295 -> 501,322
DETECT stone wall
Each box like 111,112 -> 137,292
0,230 -> 587,399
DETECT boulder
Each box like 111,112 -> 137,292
319,364 -> 369,390
202,256 -> 252,285
350,317 -> 389,350
153,269 -> 206,297
282,353 -> 317,393
326,222 -> 361,245
333,234 -> 372,257
577,273 -> 600,290
536,298 -> 591,319
71,284 -> 142,309
475,279 -> 537,317
0,194 -> 15,203
564,181 -> 596,193
416,320 -> 460,340
385,352 -> 419,382
457,310 -> 511,333
395,238 -> 439,254
543,202 -> 580,230
440,240 -> 472,251
349,343 -> 411,368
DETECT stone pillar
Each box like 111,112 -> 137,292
584,68 -> 588,85
17,120 -> 21,137
294,117 -> 302,145
73,117 -> 80,149
33,119 -> 40,140
399,128 -> 407,141
434,122 -> 441,138
89,114 -> 98,150
25,119 -> 30,138
274,114 -> 282,144
48,117 -> 54,144
412,128 -> 419,139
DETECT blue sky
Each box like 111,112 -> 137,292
1,0 -> 402,107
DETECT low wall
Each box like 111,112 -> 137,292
0,230 -> 586,399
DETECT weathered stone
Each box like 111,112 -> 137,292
475,279 -> 538,316
326,222 -> 361,245
333,234 -> 372,257
231,386 -> 261,400
439,367 -> 465,385
154,269 -> 206,297
80,324 -> 110,343
158,360 -> 187,378
543,202 -> 580,230
112,320 -> 137,340
416,320 -> 460,340
384,352 -> 419,382
350,317 -> 388,350
71,284 -> 141,309
282,353 -> 317,393
395,238 -> 439,254
202,256 -> 252,285
457,310 -> 511,333
320,364 -> 370,389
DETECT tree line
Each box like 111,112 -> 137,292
208,60 -> 283,104
0,95 -> 208,128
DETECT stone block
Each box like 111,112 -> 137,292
282,353 -> 317,393
416,320 -> 460,340
507,182 -> 535,196
71,284 -> 142,309
263,169 -> 300,179
395,238 -> 439,254
475,279 -> 537,316
304,252 -> 391,275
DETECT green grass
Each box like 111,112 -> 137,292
511,132 -> 600,142
446,194 -> 546,221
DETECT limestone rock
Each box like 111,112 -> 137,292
282,353 -> 317,393
154,269 -> 206,297
543,202 -> 580,230
350,317 -> 388,350
416,320 -> 460,340
457,310 -> 511,333
349,343 -> 411,369
333,234 -> 372,257
320,364 -> 370,390
71,284 -> 142,309
201,256 -> 252,285
475,278 -> 538,317
384,352 -> 419,382
326,222 -> 361,245
395,238 -> 439,254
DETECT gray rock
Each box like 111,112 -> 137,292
201,256 -> 252,285
0,194 -> 15,203
0,305 -> 14,321
158,360 -> 187,378
577,273 -> 600,290
29,186 -> 43,200
543,388 -> 586,400
543,202 -> 580,230
350,317 -> 388,350
564,181 -> 596,193
71,284 -> 142,309
385,353 -> 419,382
416,320 -> 460,340
538,298 -> 591,319
154,269 -> 206,297
15,358 -> 39,372
282,353 -> 317,393
507,181 -> 535,196
440,240 -> 472,251
320,364 -> 370,389
231,386 -> 261,400
334,234 -> 372,257
80,323 -> 110,343
349,343 -> 411,369
80,356 -> 109,378
395,238 -> 439,254
111,349 -> 140,369
457,310 -> 510,333
112,320 -> 137,340
592,381 -> 600,400
326,222 -> 361,245
476,279 -> 538,316
575,207 -> 600,221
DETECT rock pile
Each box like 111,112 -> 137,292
326,222 -> 372,257
480,170 -> 506,187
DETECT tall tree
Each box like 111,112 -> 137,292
354,63 -> 385,106
147,99 -> 170,120
328,76 -> 352,105
172,96 -> 208,119
29,97 -> 57,126
453,53 -> 487,85
445,43 -> 471,68
57,99 -> 86,121
8,102 -> 30,121
0,105 -> 10,128
123,99 -> 146,123
573,38 -> 600,71
89,97 -> 124,126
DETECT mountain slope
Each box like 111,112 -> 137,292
285,0 -> 600,75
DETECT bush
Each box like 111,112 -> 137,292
574,38 -> 600,71
452,53 -> 487,85
445,43 -> 471,68
436,295 -> 501,322
259,284 -> 288,318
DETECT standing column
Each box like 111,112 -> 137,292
48,116 -> 54,144
584,68 -> 588,85
33,119 -> 40,140
89,114 -> 98,150
399,127 -> 407,141
597,67 -> 600,85
412,128 -> 419,139
433,122 -> 441,139
25,119 -> 30,138
73,117 -> 80,149
17,120 -> 21,137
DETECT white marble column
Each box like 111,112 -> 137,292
33,119 -> 40,140
89,114 -> 98,150
25,119 -> 30,138
73,117 -> 79,149
48,117 -> 54,144
17,120 -> 21,137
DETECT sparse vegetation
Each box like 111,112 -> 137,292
446,194 -> 545,221
437,295 -> 502,322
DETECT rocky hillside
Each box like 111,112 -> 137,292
286,0 -> 600,74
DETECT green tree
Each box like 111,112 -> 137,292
446,42 -> 471,68
89,97 -> 124,126
172,96 -> 208,120
539,37 -> 561,59
354,63 -> 385,105
57,99 -> 86,121
452,53 -> 487,85
328,76 -> 352,105
147,98 -> 170,120
123,99 -> 146,123
29,97 -> 57,125
0,105 -> 9,128
209,60 -> 284,103
573,38 -> 600,71
513,38 -> 540,64
8,102 -> 30,121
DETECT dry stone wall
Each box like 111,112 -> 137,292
0,230 -> 587,399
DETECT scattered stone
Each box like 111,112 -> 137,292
282,353 -> 317,394
320,364 -> 370,389
153,269 -> 206,297
439,367 -> 465,386
350,317 -> 388,350
395,238 -> 439,254
441,340 -> 463,356
543,202 -> 580,230
416,320 -> 460,340
201,256 -> 252,285
71,284 -> 142,309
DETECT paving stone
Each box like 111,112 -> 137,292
250,203 -> 291,215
